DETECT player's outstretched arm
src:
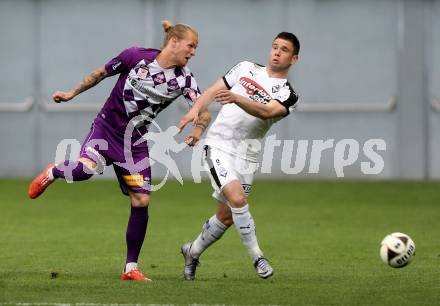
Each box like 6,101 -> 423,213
215,89 -> 287,119
52,66 -> 109,103
178,78 -> 227,131
184,110 -> 211,146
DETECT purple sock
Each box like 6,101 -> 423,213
126,206 -> 149,264
52,160 -> 94,181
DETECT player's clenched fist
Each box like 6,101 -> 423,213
52,91 -> 75,103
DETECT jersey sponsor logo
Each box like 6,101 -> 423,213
152,72 -> 166,85
137,65 -> 149,80
167,78 -> 179,91
128,76 -> 173,101
239,77 -> 271,103
112,61 -> 122,71
122,174 -> 144,187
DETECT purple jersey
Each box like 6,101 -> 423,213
99,47 -> 200,138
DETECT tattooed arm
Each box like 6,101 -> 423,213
52,66 -> 109,103
184,110 -> 211,147
195,110 -> 211,131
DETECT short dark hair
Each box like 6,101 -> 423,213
275,32 -> 300,55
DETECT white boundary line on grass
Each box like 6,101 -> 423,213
0,304 -> 155,306
0,304 -> 238,306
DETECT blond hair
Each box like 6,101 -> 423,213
161,20 -> 198,47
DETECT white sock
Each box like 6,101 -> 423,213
48,166 -> 55,181
231,204 -> 263,260
190,215 -> 228,258
125,262 -> 138,272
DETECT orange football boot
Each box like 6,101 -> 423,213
28,163 -> 55,199
121,268 -> 152,282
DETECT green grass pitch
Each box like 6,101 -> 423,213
0,179 -> 439,305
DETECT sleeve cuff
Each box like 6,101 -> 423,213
222,76 -> 232,90
275,99 -> 290,116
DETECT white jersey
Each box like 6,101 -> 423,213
205,61 -> 299,162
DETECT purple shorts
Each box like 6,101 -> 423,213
80,116 -> 151,195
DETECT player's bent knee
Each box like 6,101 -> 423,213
227,194 -> 247,208
130,193 -> 150,207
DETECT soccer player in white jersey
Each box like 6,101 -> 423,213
28,20 -> 210,282
178,32 -> 300,280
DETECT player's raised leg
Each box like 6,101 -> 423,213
28,157 -> 96,199
222,180 -> 274,279
28,117 -> 109,200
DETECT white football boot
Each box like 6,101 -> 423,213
254,257 -> 274,279
181,243 -> 200,281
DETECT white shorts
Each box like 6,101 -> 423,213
203,145 -> 257,204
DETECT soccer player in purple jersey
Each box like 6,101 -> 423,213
28,20 -> 211,282
178,32 -> 300,280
